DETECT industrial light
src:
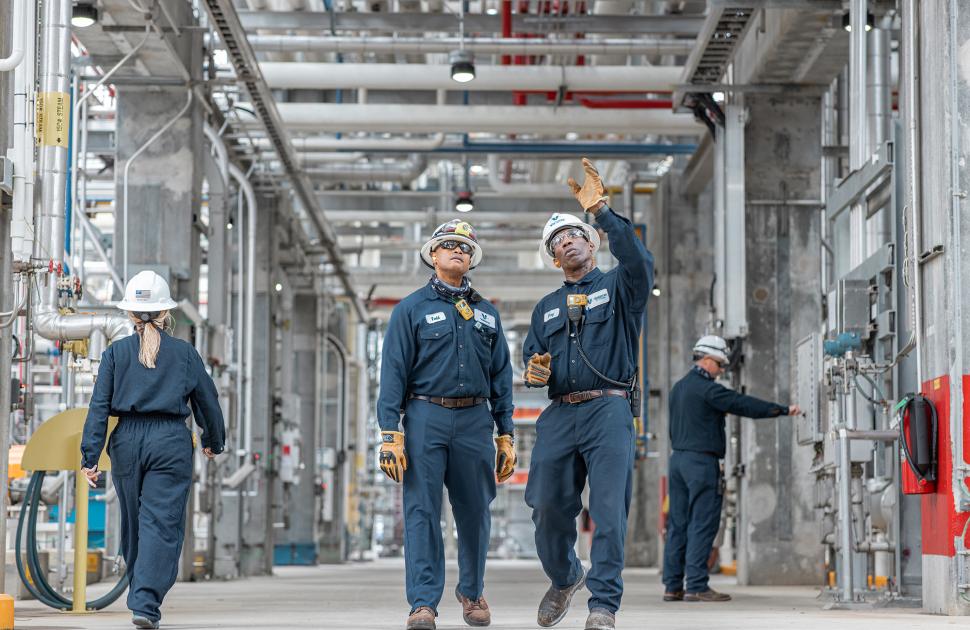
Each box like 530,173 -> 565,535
712,91 -> 725,103
450,49 -> 476,84
842,11 -> 874,32
274,282 -> 283,293
226,221 -> 233,231
486,7 -> 498,15
71,2 -> 99,28
455,191 -> 474,213
652,284 -> 662,297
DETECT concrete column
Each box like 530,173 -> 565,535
913,0 -> 970,615
737,96 -> 823,586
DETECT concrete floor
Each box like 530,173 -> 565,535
12,559 -> 965,629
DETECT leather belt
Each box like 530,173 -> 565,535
409,394 -> 486,409
555,389 -> 630,405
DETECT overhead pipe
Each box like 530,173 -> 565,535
579,98 -> 673,109
486,154 -> 570,198
302,155 -> 427,183
259,62 -> 683,92
0,0 -> 25,71
228,163 -> 257,457
269,103 -> 704,135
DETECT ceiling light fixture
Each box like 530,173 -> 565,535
455,191 -> 474,213
71,2 -> 99,28
450,0 -> 475,83
842,11 -> 874,32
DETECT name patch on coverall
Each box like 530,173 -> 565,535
543,308 -> 561,322
587,288 -> 611,309
425,312 -> 447,324
473,309 -> 496,329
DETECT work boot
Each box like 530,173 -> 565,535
455,587 -> 491,627
584,608 -> 615,630
662,590 -> 685,602
684,589 -> 732,602
407,606 -> 437,630
132,615 -> 159,629
537,567 -> 586,627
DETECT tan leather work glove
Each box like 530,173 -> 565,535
379,431 -> 408,483
567,157 -> 610,212
525,352 -> 552,387
495,435 -> 516,483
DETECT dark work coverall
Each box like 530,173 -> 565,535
377,282 -> 514,613
662,365 -> 788,594
522,207 -> 653,614
80,332 -> 225,623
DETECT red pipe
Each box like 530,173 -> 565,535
579,98 -> 674,109
501,0 -> 512,66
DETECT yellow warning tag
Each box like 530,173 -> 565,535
36,91 -> 69,148
192,432 -> 198,448
933,378 -> 941,391
455,299 -> 474,320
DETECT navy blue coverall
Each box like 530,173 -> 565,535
80,332 -> 225,623
522,207 -> 653,614
377,282 -> 514,613
662,365 -> 788,594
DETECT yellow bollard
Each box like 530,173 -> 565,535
72,466 -> 90,613
0,593 -> 14,629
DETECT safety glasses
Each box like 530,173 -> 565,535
549,228 -> 588,253
436,240 -> 475,255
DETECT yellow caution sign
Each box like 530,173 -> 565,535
35,91 -> 70,148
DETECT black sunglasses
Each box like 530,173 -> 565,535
436,240 -> 475,255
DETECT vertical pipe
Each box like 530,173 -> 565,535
72,468 -> 90,612
866,26 -> 892,252
838,390 -> 855,602
0,157 -> 13,598
848,0 -> 868,267
228,164 -> 256,458
10,0 -> 35,262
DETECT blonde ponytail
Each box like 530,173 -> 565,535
129,310 -> 170,368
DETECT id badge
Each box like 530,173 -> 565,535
455,299 -> 474,320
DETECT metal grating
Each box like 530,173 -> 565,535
200,0 -> 365,319
688,8 -> 754,85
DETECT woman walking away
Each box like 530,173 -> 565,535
79,271 -> 226,629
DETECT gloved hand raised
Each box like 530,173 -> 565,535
525,352 -> 552,387
567,157 -> 610,212
379,431 -> 408,483
495,435 -> 516,483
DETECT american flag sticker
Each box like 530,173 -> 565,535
135,289 -> 152,301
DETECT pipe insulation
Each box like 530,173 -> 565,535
259,62 -> 683,92
266,103 -> 703,135
302,155 -> 427,182
247,34 -> 695,57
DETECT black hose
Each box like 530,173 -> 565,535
17,471 -> 129,611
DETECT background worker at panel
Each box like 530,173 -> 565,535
377,220 -> 516,630
522,158 -> 653,630
662,335 -> 800,603
79,271 -> 226,630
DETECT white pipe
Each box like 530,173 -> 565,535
203,123 -> 230,192
260,62 -> 682,92
256,135 -> 445,152
263,151 -> 365,164
122,90 -> 194,282
33,310 -> 133,343
901,0 -> 923,388
487,154 -> 571,198
228,163 -> 256,457
269,103 -> 703,135
247,34 -> 695,57
302,155 -> 427,182
0,0 -> 25,71
9,0 -> 37,262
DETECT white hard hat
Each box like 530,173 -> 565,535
693,335 -> 730,365
117,270 -> 178,312
538,213 -> 600,270
420,219 -> 484,269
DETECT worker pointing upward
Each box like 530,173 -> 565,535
523,158 -> 654,630
376,220 -> 515,630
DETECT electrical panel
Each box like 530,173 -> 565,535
795,333 -> 823,445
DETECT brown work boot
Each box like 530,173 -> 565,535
537,567 -> 587,627
407,606 -> 437,630
455,587 -> 491,627
684,588 -> 732,602
662,590 -> 685,602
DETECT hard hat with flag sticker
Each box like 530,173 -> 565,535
420,219 -> 484,269
693,335 -> 730,365
117,270 -> 179,312
538,213 -> 600,270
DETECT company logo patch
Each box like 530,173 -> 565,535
543,307 -> 561,322
134,289 -> 152,302
587,288 -> 610,309
425,312 -> 447,324
474,309 -> 496,329
454,222 -> 473,237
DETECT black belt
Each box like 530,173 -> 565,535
555,389 -> 630,405
409,394 -> 486,409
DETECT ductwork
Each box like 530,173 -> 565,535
33,311 -> 132,344
269,103 -> 703,135
260,62 -> 682,92
248,35 -> 695,58
303,155 -> 427,182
